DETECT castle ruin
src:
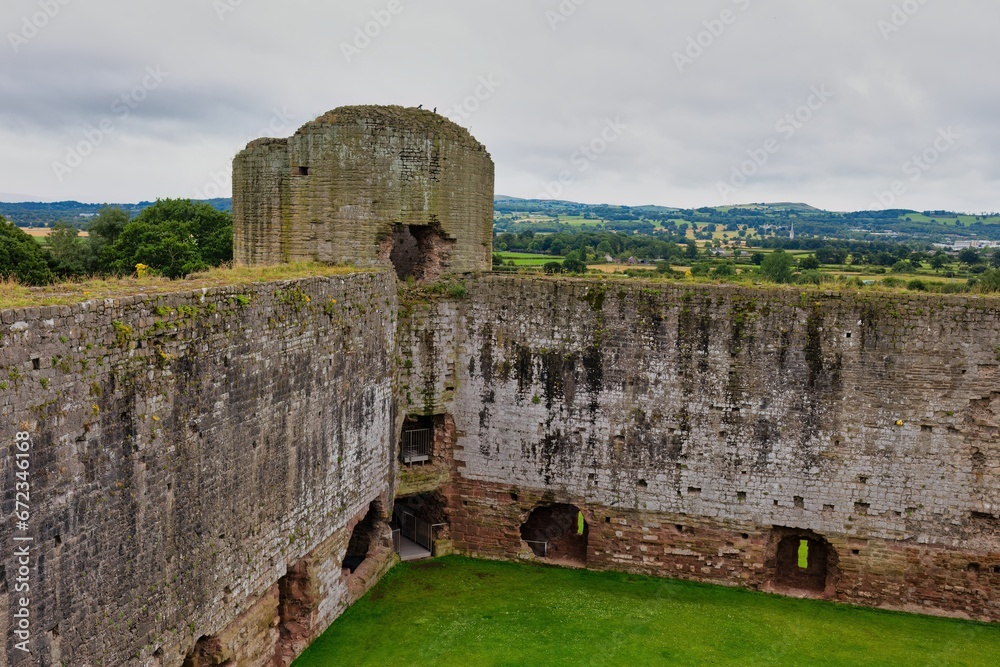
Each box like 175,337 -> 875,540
1,106 -> 999,666
232,106 -> 494,281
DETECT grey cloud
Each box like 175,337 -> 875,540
0,0 -> 997,211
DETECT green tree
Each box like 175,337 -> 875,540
130,199 -> 233,266
543,261 -> 563,275
799,255 -> 821,271
47,223 -> 88,277
751,252 -> 766,266
0,216 -> 53,285
929,252 -> 949,271
105,219 -> 207,279
101,200 -> 233,278
87,206 -> 131,271
975,269 -> 1000,293
760,250 -> 795,283
959,247 -> 981,265
562,251 -> 587,274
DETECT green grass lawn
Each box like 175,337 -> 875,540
292,557 -> 1000,667
498,252 -> 563,267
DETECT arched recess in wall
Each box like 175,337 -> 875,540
342,501 -> 380,574
519,504 -> 588,566
384,222 -> 455,282
769,528 -> 838,595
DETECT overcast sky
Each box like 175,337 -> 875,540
1,0 -> 997,212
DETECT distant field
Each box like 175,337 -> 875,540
906,213 -> 1000,226
498,252 -> 563,267
293,557 -> 1000,667
20,227 -> 89,237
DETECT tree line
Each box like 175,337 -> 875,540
1,199 -> 233,286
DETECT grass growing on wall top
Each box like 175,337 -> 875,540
0,262 -> 365,310
294,556 -> 1000,667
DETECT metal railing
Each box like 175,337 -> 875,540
391,529 -> 401,554
399,510 -> 433,550
524,540 -> 548,558
401,428 -> 432,465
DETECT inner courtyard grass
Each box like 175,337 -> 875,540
293,556 -> 1000,667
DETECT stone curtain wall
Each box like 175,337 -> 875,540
233,106 -> 495,275
0,273 -> 398,666
404,277 -> 1000,620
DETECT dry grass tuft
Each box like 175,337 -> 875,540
0,263 -> 365,311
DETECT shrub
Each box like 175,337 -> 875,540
0,216 -> 53,285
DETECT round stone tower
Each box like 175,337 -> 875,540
232,105 -> 495,280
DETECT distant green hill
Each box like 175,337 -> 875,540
1,199 -> 232,228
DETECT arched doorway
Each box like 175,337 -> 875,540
342,502 -> 379,574
519,504 -> 588,566
772,532 -> 834,594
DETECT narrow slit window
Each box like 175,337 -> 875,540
798,539 -> 810,569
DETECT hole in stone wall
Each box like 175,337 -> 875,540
794,496 -> 805,509
638,479 -> 648,489
519,504 -> 588,566
967,563 -> 982,573
823,504 -> 835,512
276,557 -> 316,660
855,502 -> 870,515
32,358 -> 40,370
54,534 -> 61,545
687,487 -> 702,497
737,491 -> 747,504
992,565 -> 1000,574
291,166 -> 309,176
393,492 -> 447,559
921,425 -> 933,433
852,549 -> 861,555
773,533 -> 833,594
342,503 -> 379,574
182,636 -> 228,667
509,492 -> 518,502
385,223 -> 455,283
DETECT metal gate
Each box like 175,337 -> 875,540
397,510 -> 433,550
401,429 -> 431,465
